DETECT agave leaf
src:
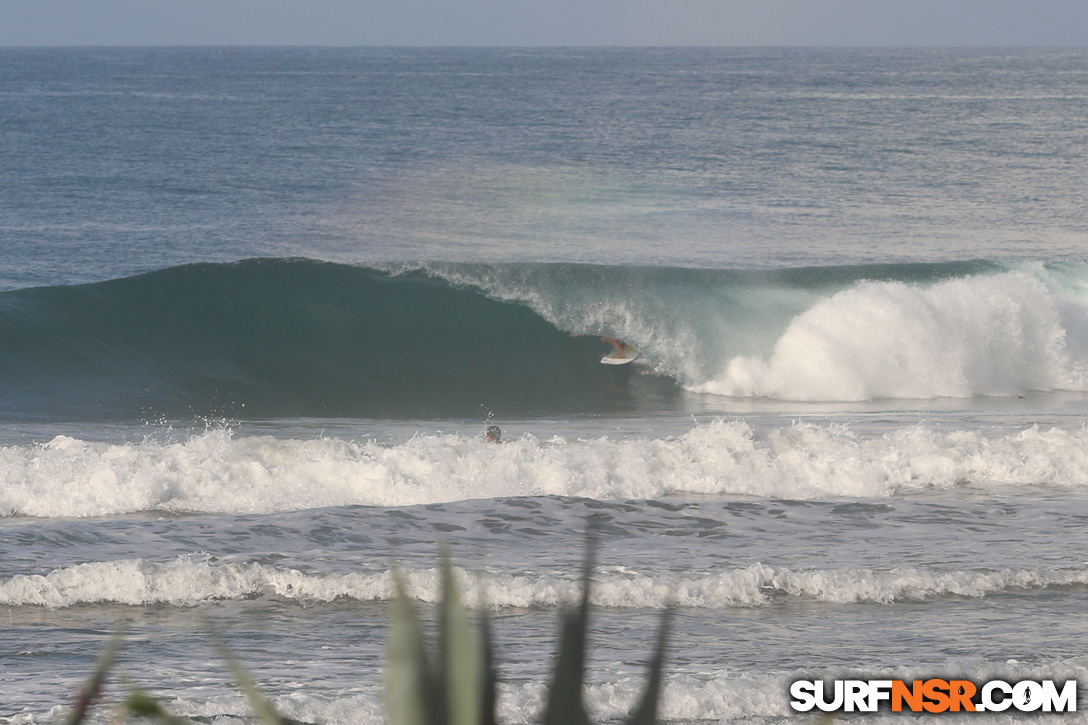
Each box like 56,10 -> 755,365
470,560 -> 499,725
125,690 -> 191,725
541,544 -> 595,725
213,636 -> 286,725
64,623 -> 126,725
478,602 -> 498,725
541,607 -> 592,725
625,609 -> 672,725
384,568 -> 435,725
439,550 -> 482,725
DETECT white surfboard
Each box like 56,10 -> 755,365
601,345 -> 641,365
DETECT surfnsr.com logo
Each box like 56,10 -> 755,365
790,679 -> 1078,714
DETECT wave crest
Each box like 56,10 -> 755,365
6,558 -> 1085,609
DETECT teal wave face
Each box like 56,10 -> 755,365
0,259 -> 682,422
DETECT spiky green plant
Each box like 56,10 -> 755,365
213,633 -> 291,725
123,690 -> 192,725
62,622 -> 301,725
384,550 -> 495,725
64,546 -> 670,725
384,546 -> 671,725
63,624 -> 125,725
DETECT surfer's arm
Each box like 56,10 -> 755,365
601,336 -> 626,355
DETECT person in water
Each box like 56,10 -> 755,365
569,333 -> 632,359
601,336 -> 629,358
486,425 -> 502,443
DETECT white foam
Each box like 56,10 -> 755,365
493,671 -> 794,725
697,270 -> 1088,400
20,650 -> 1084,725
5,558 -> 1086,609
4,420 -> 1088,517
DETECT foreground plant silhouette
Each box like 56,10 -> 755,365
65,546 -> 670,724
385,548 -> 671,725
65,624 -> 296,725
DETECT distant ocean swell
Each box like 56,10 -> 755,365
5,558 -> 1087,609
4,422 -> 1088,517
1,257 -> 1086,421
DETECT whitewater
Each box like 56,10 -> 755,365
4,420 -> 1088,518
4,46 -> 1088,724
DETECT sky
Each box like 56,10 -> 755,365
2,0 -> 1088,47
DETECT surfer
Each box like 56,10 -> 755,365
486,425 -> 502,443
571,334 -> 640,364
601,336 -> 629,358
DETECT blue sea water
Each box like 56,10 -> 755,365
3,47 -> 1088,723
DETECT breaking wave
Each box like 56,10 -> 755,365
3,421 -> 1088,517
1,258 -> 1086,421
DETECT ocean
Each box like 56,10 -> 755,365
2,46 -> 1088,723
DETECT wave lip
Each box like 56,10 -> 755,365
6,558 -> 1086,610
